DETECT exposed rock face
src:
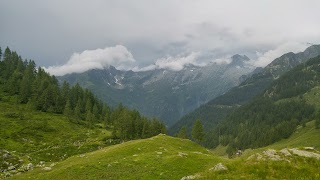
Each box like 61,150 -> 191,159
289,148 -> 320,159
279,149 -> 291,156
209,163 -> 228,171
247,148 -> 320,162
262,149 -> 282,161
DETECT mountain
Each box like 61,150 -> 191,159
211,55 -> 320,154
170,45 -> 320,135
59,54 -> 254,126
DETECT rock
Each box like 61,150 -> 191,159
209,163 -> 228,171
50,163 -> 56,167
43,167 -> 52,171
178,152 -> 188,157
3,171 -> 12,177
79,154 -> 86,158
256,153 -> 265,161
133,154 -> 138,157
156,151 -> 162,155
304,147 -> 315,150
26,163 -> 34,171
7,166 -> 15,171
3,153 -> 10,158
181,174 -> 201,180
9,170 -> 17,174
263,149 -> 282,161
280,149 -> 291,156
289,148 -> 320,159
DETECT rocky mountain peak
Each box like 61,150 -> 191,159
229,54 -> 250,67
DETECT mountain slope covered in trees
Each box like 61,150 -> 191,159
170,45 -> 320,136
207,55 -> 320,155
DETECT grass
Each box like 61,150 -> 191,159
2,87 -> 320,179
11,134 -> 223,180
0,96 -> 113,176
10,133 -> 320,180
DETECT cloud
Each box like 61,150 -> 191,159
1,0 -> 320,68
133,52 -> 205,72
44,45 -> 135,76
252,42 -> 308,67
211,57 -> 232,65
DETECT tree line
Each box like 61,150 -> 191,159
0,47 -> 166,140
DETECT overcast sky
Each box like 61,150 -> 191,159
1,0 -> 320,75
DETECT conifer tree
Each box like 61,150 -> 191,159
64,99 -> 73,120
86,110 -> 94,128
192,119 -> 205,143
74,100 -> 82,122
177,126 -> 188,139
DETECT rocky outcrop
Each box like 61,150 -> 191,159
209,163 -> 228,171
247,148 -> 320,162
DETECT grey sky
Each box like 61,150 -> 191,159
1,0 -> 320,75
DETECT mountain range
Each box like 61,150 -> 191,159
59,54 -> 254,126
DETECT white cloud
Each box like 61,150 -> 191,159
133,52 -> 205,72
252,42 -> 308,67
44,45 -> 135,76
211,57 -> 232,65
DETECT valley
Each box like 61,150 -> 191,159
1,47 -> 320,179
59,55 -> 254,126
2,1 -> 320,179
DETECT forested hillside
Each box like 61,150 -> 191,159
0,47 -> 166,177
0,47 -> 166,140
170,45 -> 320,136
208,55 -> 320,155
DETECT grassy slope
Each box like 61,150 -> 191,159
3,88 -> 320,179
0,95 -> 112,165
12,132 -> 320,180
12,134 -> 222,180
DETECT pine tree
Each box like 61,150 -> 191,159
74,100 -> 82,122
177,126 -> 188,139
192,119 -> 205,143
86,110 -> 94,128
64,99 -> 73,120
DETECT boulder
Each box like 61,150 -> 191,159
43,167 -> 52,171
210,163 -> 228,171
